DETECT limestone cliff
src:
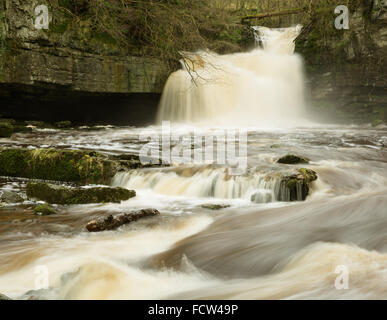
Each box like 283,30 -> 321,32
0,0 -> 167,124
295,0 -> 387,124
0,0 -> 386,125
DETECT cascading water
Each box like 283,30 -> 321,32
1,22 -> 387,301
157,25 -> 306,127
112,167 -> 283,203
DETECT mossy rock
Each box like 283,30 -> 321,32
201,204 -> 231,210
0,148 -> 117,184
372,119 -> 383,127
277,168 -> 318,201
277,154 -> 309,164
54,121 -> 72,129
0,190 -> 24,203
34,203 -> 57,216
13,125 -> 33,133
24,121 -> 51,128
0,118 -> 16,125
27,182 -> 136,204
0,122 -> 14,137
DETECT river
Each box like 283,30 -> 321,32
0,25 -> 386,300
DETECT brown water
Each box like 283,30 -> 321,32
0,124 -> 387,299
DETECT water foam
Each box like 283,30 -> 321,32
157,25 -> 306,127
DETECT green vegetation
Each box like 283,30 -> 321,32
0,119 -> 33,137
46,0 -> 250,72
27,182 -> 136,204
54,121 -> 72,128
34,203 -> 58,216
277,154 -> 309,165
201,204 -> 231,210
279,168 -> 318,201
0,148 -> 117,184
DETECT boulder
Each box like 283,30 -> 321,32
34,203 -> 58,216
201,204 -> 231,210
54,121 -> 72,129
86,209 -> 160,232
277,154 -> 309,164
0,147 -> 163,183
277,168 -> 318,201
0,122 -> 14,138
0,148 -> 117,184
0,190 -> 24,203
26,183 -> 136,205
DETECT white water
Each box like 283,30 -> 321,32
157,25 -> 306,127
1,25 -> 387,301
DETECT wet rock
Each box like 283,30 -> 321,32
372,119 -> 383,127
0,293 -> 11,300
26,182 -> 136,205
86,209 -> 160,232
277,168 -> 318,201
54,121 -> 72,129
201,204 -> 231,210
277,154 -> 309,164
34,203 -> 57,216
13,125 -> 33,133
0,148 -> 118,184
0,119 -> 33,137
0,122 -> 14,138
0,147 -> 163,183
0,190 -> 24,203
111,153 -> 165,169
24,121 -> 51,128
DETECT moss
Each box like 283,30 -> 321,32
372,119 -> 383,127
52,21 -> 69,34
13,125 -> 33,133
277,154 -> 309,164
0,148 -> 117,184
201,204 -> 231,210
298,168 -> 318,183
34,203 -> 57,216
0,122 -> 13,137
24,121 -> 51,128
27,182 -> 136,204
54,121 -> 72,128
277,168 -> 318,201
92,32 -> 118,46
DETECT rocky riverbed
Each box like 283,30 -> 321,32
0,123 -> 386,299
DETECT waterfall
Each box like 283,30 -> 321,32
157,25 -> 305,127
111,167 -> 301,203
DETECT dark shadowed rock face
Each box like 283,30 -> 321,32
86,209 -> 160,232
0,1 -> 166,125
277,168 -> 318,201
27,182 -> 136,204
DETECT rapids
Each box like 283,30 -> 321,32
0,124 -> 386,300
0,26 -> 386,300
